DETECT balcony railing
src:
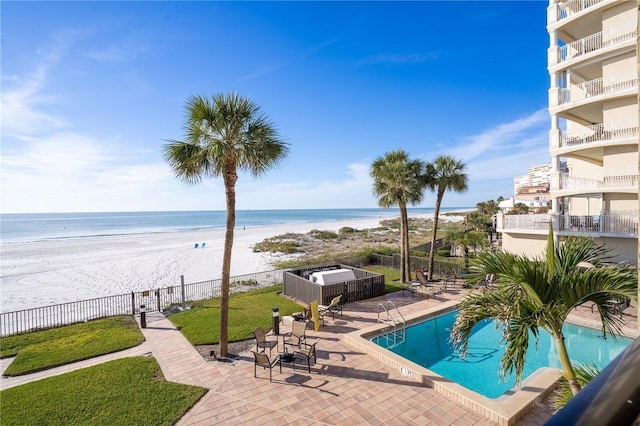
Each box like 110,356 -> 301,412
557,0 -> 603,21
559,214 -> 638,235
561,120 -> 638,148
558,21 -> 636,63
559,70 -> 638,105
500,213 -> 638,236
560,169 -> 639,191
502,214 -> 550,231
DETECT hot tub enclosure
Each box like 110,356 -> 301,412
283,264 -> 385,305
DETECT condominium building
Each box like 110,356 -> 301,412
497,0 -> 638,264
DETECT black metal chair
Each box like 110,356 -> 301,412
251,351 -> 280,382
293,341 -> 317,373
252,327 -> 277,356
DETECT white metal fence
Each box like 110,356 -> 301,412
0,270 -> 284,337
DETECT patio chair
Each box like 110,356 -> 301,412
283,319 -> 307,351
478,274 -> 496,289
293,341 -> 317,373
252,327 -> 277,356
415,269 -> 429,286
251,351 -> 280,382
318,295 -> 342,320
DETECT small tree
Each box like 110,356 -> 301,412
451,230 -> 637,396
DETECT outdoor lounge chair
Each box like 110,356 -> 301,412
253,327 -> 277,355
414,269 -> 445,295
318,295 -> 342,320
251,351 -> 280,382
293,340 -> 317,373
283,319 -> 307,351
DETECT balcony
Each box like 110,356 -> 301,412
556,20 -> 636,65
498,213 -> 638,237
500,214 -> 550,232
559,214 -> 638,236
555,0 -> 604,21
558,70 -> 638,106
559,120 -> 638,148
559,169 -> 638,192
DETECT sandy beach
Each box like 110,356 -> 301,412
1,214 -> 439,313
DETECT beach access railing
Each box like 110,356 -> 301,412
0,269 -> 284,337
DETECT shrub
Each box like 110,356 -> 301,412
253,237 -> 299,253
310,229 -> 339,240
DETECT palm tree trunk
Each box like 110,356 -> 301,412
220,166 -> 238,358
427,188 -> 444,281
400,204 -> 410,282
554,333 -> 582,395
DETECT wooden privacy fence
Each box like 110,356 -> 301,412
0,270 -> 283,337
283,264 -> 385,306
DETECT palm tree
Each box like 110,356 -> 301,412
163,93 -> 288,357
424,155 -> 468,280
371,150 -> 425,283
451,235 -> 637,396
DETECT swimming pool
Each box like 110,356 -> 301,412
372,309 -> 632,399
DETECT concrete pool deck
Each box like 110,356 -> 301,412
2,286 -> 637,425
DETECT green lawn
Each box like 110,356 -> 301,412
169,285 -> 304,345
1,316 -> 144,376
0,357 -> 206,426
362,265 -> 404,293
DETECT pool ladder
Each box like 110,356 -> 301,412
376,301 -> 406,349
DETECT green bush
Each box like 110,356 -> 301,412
339,226 -> 358,235
253,237 -> 299,253
310,229 -> 339,240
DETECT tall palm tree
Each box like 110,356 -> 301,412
371,150 -> 425,283
424,155 -> 468,280
163,93 -> 288,357
451,236 -> 637,396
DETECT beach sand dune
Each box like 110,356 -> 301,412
0,216 -> 406,313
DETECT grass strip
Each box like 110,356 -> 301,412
0,357 -> 206,426
1,316 -> 143,376
169,285 -> 303,345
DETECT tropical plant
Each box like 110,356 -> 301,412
163,93 -> 288,356
370,150 -> 426,283
450,231 -> 637,396
444,229 -> 488,272
510,202 -> 530,215
424,155 -> 468,280
553,363 -> 601,408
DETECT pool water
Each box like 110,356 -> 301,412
372,310 -> 632,398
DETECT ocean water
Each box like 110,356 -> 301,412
0,207 -> 466,244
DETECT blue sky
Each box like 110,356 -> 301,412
1,1 -> 551,213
